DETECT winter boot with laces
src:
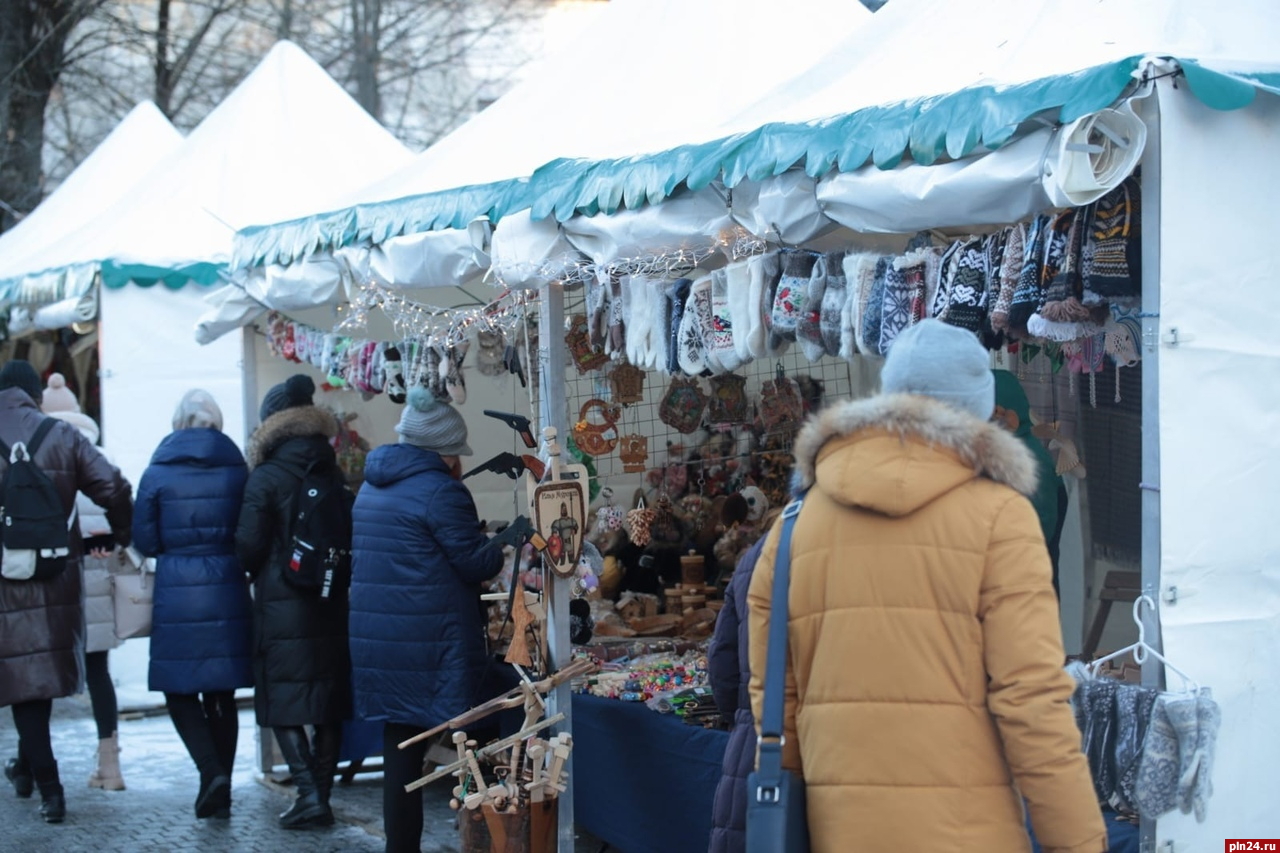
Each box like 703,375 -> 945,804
88,732 -> 125,791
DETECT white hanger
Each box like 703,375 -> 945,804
1088,594 -> 1199,694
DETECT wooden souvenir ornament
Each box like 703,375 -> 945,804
618,434 -> 649,473
658,376 -> 708,434
609,362 -> 646,404
503,580 -> 536,667
527,429 -> 590,579
759,365 -> 804,434
707,373 -> 749,424
570,399 -> 621,457
565,314 -> 609,374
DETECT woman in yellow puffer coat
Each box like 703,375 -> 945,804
748,320 -> 1105,853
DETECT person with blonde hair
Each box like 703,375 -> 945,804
133,389 -> 251,819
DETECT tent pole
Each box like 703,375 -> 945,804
241,324 -> 258,446
537,280 -> 575,852
1138,84 -> 1164,853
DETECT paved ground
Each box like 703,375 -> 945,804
0,694 -> 609,853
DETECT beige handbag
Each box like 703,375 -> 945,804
112,548 -> 154,640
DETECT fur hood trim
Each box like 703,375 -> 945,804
246,405 -> 337,469
791,393 -> 1038,497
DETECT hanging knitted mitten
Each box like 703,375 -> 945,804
770,249 -> 816,351
989,222 -> 1024,335
704,268 -> 744,372
796,252 -> 828,362
383,345 -> 407,404
859,257 -> 890,356
1083,175 -> 1142,308
1179,689 -> 1221,823
666,278 -> 693,375
843,253 -> 879,358
877,260 -> 914,356
1007,214 -> 1051,336
940,239 -> 988,332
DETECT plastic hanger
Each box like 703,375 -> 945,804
1088,594 -> 1199,694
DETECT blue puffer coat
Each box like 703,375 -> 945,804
707,537 -> 766,853
133,427 -> 252,694
349,443 -> 503,730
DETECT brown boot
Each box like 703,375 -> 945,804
88,733 -> 125,791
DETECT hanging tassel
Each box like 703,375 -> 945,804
1115,364 -> 1123,403
1089,369 -> 1098,408
1069,370 -> 1077,398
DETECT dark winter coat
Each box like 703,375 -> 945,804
0,388 -> 132,707
349,442 -> 502,730
133,427 -> 252,695
235,405 -> 351,727
707,537 -> 766,853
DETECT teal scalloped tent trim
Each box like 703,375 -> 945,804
232,179 -> 528,270
100,260 -> 224,289
521,56 -> 1147,222
233,53 -> 1280,269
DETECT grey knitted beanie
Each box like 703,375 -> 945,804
396,387 -> 473,456
880,319 -> 994,421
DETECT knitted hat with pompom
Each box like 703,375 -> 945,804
395,387 -> 473,456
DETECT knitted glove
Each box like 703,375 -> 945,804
1133,693 -> 1197,818
1178,689 -> 1221,822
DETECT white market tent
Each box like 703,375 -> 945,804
202,0 -> 871,335
0,41 -> 413,488
491,0 -> 1279,848
0,101 -> 182,327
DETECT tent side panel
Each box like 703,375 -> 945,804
99,284 -> 247,489
1155,86 -> 1280,843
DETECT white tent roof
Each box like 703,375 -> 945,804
0,41 -> 413,302
234,0 -> 871,268
0,101 -> 182,282
725,0 -> 1280,132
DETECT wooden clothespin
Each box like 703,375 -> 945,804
545,734 -> 573,794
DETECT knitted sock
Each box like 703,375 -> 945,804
989,222 -> 1024,335
797,253 -> 828,362
860,257 -> 890,356
932,241 -> 963,320
1007,214 -> 1051,336
894,248 -> 932,329
877,260 -> 914,356
1134,694 -> 1181,817
666,278 -> 693,375
770,249 -> 816,350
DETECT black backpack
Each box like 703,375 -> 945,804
284,460 -> 354,599
0,419 -> 74,582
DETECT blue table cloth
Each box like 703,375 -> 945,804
572,693 -> 728,853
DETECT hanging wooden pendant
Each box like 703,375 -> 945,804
618,434 -> 649,473
609,362 -> 646,404
565,314 -> 609,374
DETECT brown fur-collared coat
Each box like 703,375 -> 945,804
747,394 -> 1105,853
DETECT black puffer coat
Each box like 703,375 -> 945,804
0,388 -> 132,707
235,405 -> 351,727
706,537 -> 765,853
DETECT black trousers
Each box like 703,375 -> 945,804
382,722 -> 429,853
166,692 -> 238,782
85,651 -> 117,740
10,699 -> 59,793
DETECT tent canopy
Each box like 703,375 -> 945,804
0,41 -> 413,307
0,102 -> 183,305
233,0 -> 872,269
524,0 -> 1280,221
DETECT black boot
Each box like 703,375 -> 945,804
195,772 -> 231,819
310,725 -> 342,827
35,763 -> 64,824
273,727 -> 326,829
4,756 -> 33,799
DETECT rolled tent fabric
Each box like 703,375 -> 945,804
1042,101 -> 1147,208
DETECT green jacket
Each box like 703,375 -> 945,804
992,370 -> 1061,545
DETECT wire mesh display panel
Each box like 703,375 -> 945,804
529,287 -> 863,511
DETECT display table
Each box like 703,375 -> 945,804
572,692 -> 728,853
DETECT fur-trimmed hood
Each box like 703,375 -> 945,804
792,393 -> 1037,516
246,405 -> 338,470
